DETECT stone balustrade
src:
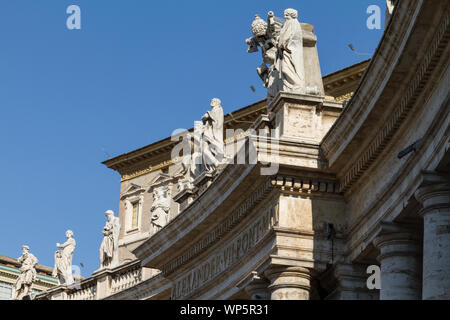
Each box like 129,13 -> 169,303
67,279 -> 97,300
36,260 -> 154,300
111,263 -> 142,294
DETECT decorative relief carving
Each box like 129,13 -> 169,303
171,204 -> 278,300
150,185 -> 171,235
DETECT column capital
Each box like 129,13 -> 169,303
264,266 -> 311,300
414,172 -> 450,213
373,222 -> 421,262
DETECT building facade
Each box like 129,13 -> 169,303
38,0 -> 449,300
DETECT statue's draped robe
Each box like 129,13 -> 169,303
278,17 -> 306,92
100,217 -> 120,268
151,190 -> 170,232
202,105 -> 224,170
14,253 -> 38,299
17,254 -> 37,285
54,238 -> 75,284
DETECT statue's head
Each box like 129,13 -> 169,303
22,245 -> 29,254
284,8 -> 298,20
66,230 -> 74,238
105,210 -> 114,221
210,98 -> 222,108
251,14 -> 268,38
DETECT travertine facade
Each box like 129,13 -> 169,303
37,1 -> 450,300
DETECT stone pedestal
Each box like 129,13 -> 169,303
92,269 -> 113,300
264,266 -> 310,300
268,92 -> 343,144
373,223 -> 422,300
415,178 -> 450,300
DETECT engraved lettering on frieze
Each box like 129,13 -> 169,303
171,206 -> 277,300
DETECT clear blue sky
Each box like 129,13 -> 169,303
0,0 -> 385,276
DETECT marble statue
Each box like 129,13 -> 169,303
12,245 -> 38,300
100,210 -> 121,269
201,98 -> 224,173
246,8 -> 307,102
246,12 -> 283,103
150,185 -> 171,234
278,9 -> 306,94
52,230 -> 76,286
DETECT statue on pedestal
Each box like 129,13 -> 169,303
12,245 -> 38,300
246,12 -> 283,103
201,98 -> 224,173
278,9 -> 306,94
52,230 -> 76,286
246,8 -> 307,102
99,210 -> 121,269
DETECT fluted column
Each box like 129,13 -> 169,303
373,224 -> 422,300
264,266 -> 310,300
415,179 -> 450,300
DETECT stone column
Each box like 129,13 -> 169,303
415,179 -> 450,300
264,266 -> 310,300
373,224 -> 422,300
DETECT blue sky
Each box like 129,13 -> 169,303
0,0 -> 385,276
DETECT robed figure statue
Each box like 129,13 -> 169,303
12,245 -> 38,300
201,98 -> 224,173
277,8 -> 306,93
53,230 -> 76,286
99,210 -> 121,269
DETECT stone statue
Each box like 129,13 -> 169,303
201,98 -> 224,173
277,8 -> 306,94
246,12 -> 283,103
246,9 -> 308,102
12,245 -> 38,300
52,230 -> 76,286
181,121 -> 205,183
99,210 -> 121,269
150,185 -> 171,234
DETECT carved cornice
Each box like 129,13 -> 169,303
271,175 -> 340,194
321,0 -> 422,161
339,11 -> 449,193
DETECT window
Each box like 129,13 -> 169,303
131,201 -> 139,229
0,281 -> 12,300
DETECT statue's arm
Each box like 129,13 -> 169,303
246,37 -> 259,53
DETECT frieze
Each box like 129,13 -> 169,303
171,204 -> 277,300
121,158 -> 180,182
162,179 -> 274,276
